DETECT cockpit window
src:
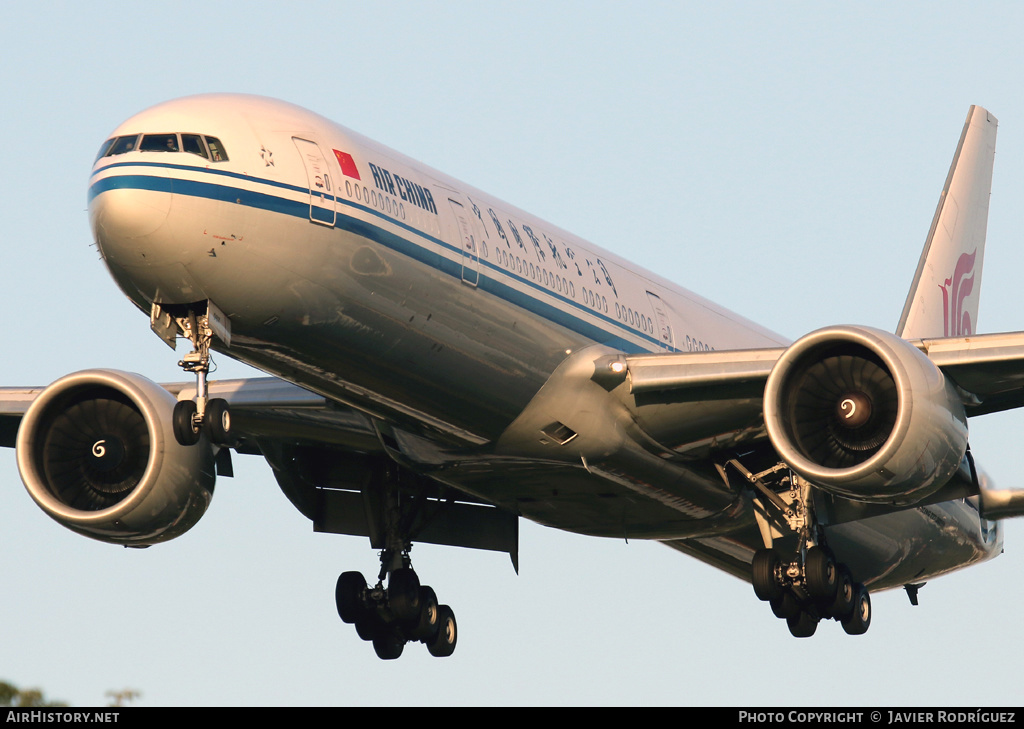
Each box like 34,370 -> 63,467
205,136 -> 228,162
105,135 -> 139,157
100,132 -> 228,162
140,133 -> 179,152
95,138 -> 116,162
181,134 -> 209,160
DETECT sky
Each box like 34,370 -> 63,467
3,0 -> 1024,707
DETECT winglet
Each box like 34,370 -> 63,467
896,106 -> 998,339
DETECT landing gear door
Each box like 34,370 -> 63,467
449,199 -> 479,287
293,137 -> 336,227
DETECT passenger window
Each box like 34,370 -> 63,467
204,136 -> 228,162
106,135 -> 139,156
181,134 -> 210,160
140,133 -> 179,152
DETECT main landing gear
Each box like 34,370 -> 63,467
169,308 -> 234,448
328,460 -> 459,659
335,551 -> 457,659
730,460 -> 871,638
752,545 -> 870,637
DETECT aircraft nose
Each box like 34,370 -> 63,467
89,186 -> 172,263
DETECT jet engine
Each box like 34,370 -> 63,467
763,326 -> 968,504
17,369 -> 216,546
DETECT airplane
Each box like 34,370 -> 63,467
7,94 -> 1024,659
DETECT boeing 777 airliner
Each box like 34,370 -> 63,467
7,95 -> 1024,657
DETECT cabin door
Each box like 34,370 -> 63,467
449,199 -> 480,286
293,137 -> 337,227
647,291 -> 675,350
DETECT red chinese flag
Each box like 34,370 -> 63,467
333,149 -> 361,180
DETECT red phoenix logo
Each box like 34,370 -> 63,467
940,249 -> 977,337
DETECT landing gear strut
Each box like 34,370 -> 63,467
168,307 -> 234,447
332,461 -> 457,659
731,460 -> 872,637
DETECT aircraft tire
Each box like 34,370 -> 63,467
786,610 -> 818,638
805,547 -> 838,601
204,398 -> 233,445
752,549 -> 782,601
841,584 -> 871,635
355,615 -> 383,642
826,565 -> 855,620
408,586 -> 440,641
770,590 -> 801,620
388,567 -> 421,622
427,605 -> 457,657
172,400 -> 201,446
335,571 -> 367,624
372,629 -> 405,660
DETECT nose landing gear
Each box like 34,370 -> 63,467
162,305 -> 234,448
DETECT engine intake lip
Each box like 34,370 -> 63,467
19,370 -> 170,523
17,369 -> 216,546
765,326 -> 917,490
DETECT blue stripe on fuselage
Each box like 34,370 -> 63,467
88,164 -> 666,354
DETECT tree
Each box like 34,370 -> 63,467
105,689 -> 141,707
0,681 -> 66,707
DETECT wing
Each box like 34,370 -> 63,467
5,373 -> 519,562
916,331 -> 1024,415
614,330 -> 1024,419
0,377 -> 384,451
493,326 -> 1024,531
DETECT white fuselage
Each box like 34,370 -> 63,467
87,94 -> 1001,591
89,95 -> 783,436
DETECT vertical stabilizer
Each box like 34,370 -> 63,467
896,106 -> 997,339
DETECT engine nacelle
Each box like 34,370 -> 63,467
763,326 -> 968,504
17,369 -> 216,546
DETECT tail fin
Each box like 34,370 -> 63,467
896,106 -> 998,339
